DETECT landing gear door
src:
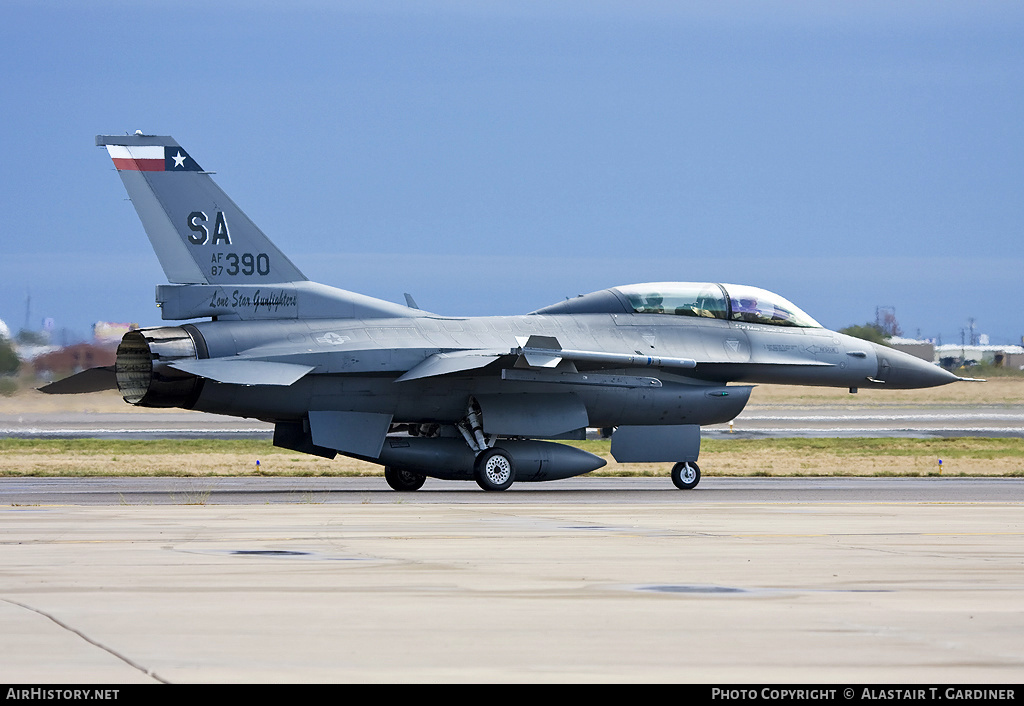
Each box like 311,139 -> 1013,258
610,424 -> 700,463
475,393 -> 589,439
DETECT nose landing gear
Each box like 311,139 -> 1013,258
671,461 -> 700,490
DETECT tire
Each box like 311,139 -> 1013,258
671,461 -> 700,490
474,448 -> 515,492
384,466 -> 426,492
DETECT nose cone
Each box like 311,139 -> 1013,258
870,344 -> 961,389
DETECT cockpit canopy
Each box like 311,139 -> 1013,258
616,282 -> 821,328
533,282 -> 822,329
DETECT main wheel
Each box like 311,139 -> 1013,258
474,448 -> 515,492
671,462 -> 701,490
384,466 -> 426,492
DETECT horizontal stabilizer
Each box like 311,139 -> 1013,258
38,366 -> 117,394
169,359 -> 314,386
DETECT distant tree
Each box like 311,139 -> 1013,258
875,307 -> 903,338
839,323 -> 889,346
0,339 -> 20,376
16,329 -> 48,345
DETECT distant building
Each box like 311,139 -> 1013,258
32,343 -> 115,377
888,337 -> 935,363
935,344 -> 1024,370
886,336 -> 1024,370
93,321 -> 139,345
12,344 -> 59,362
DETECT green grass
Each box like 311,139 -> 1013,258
3,436 -> 1023,462
0,438 -> 275,455
562,437 -> 1024,460
710,437 -> 1024,460
3,436 -> 1023,457
950,362 -> 1024,378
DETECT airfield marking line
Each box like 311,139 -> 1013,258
678,501 -> 1024,507
713,532 -> 1024,538
2,598 -> 169,684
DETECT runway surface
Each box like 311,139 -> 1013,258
2,475 -> 1023,505
711,404 -> 1024,439
4,389 -> 1023,682
2,477 -> 1023,683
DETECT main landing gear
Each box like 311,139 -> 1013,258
383,447 -> 517,492
474,447 -> 516,492
384,466 -> 426,492
671,461 -> 701,490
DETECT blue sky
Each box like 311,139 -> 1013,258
1,1 -> 1022,345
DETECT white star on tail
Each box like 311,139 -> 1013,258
172,151 -> 186,168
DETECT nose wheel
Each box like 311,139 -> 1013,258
671,462 -> 700,490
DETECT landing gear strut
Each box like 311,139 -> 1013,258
671,461 -> 700,490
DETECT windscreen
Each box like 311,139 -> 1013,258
722,284 -> 821,328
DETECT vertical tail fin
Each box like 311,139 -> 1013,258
97,133 -> 307,285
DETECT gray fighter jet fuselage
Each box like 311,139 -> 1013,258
50,133 -> 968,491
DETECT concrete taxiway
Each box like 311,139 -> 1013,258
2,477 -> 1022,683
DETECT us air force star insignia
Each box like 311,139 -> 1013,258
316,332 -> 350,345
172,151 -> 187,168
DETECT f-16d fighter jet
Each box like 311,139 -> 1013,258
46,133 -> 970,491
